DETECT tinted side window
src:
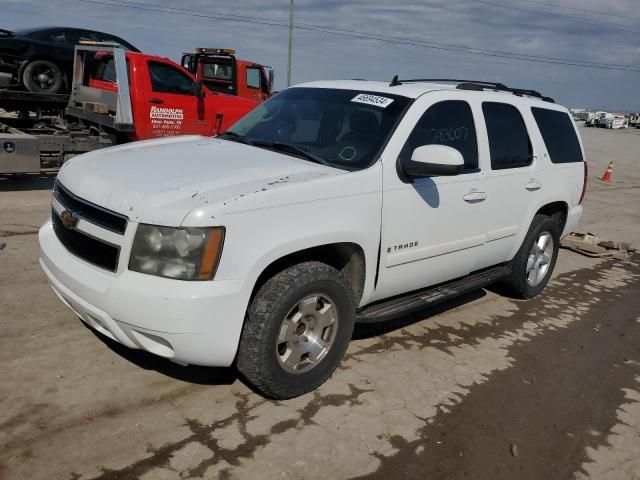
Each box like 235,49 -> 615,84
531,107 -> 583,163
148,62 -> 196,96
482,102 -> 532,170
246,68 -> 261,89
49,31 -> 67,45
399,100 -> 478,170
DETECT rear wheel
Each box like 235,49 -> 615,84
22,60 -> 64,93
237,261 -> 355,399
504,214 -> 560,299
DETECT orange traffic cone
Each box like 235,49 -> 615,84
600,161 -> 613,182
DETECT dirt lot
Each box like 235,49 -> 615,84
1,125 -> 639,480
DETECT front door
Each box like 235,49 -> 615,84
375,93 -> 489,301
141,60 -> 212,139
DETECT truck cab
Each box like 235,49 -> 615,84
180,48 -> 273,104
80,47 -> 259,139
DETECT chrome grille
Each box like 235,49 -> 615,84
53,181 -> 128,234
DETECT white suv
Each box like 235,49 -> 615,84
39,79 -> 587,399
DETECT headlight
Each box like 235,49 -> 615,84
129,224 -> 225,280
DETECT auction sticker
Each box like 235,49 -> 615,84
351,93 -> 394,108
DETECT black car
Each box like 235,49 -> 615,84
0,26 -> 139,93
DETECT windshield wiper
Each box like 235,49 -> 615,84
252,141 -> 332,167
218,131 -> 254,145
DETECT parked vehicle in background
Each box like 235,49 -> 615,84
39,78 -> 587,398
571,109 -> 589,121
601,115 -> 628,129
0,45 -> 260,173
629,113 -> 640,128
0,26 -> 138,93
584,112 -> 599,127
181,48 -> 273,103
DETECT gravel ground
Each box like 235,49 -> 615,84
0,125 -> 639,480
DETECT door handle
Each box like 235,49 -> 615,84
148,98 -> 164,104
525,180 -> 542,191
463,191 -> 487,203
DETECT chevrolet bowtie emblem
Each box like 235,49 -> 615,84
60,209 -> 79,229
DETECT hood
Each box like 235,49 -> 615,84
57,136 -> 342,226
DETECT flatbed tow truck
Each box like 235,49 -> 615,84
0,45 -> 272,174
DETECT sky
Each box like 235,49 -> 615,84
4,0 -> 640,111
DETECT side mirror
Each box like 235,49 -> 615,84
403,144 -> 464,178
267,67 -> 274,93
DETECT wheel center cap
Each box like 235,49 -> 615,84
295,323 -> 307,336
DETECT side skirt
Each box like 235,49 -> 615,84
356,264 -> 511,323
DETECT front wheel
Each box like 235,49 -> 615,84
237,261 -> 355,399
504,214 -> 560,299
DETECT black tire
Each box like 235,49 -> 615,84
237,261 -> 355,399
22,60 -> 64,93
504,214 -> 560,299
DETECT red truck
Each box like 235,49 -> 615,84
0,45 -> 273,173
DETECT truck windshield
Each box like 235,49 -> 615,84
224,87 -> 411,171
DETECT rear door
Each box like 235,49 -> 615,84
140,60 -> 212,139
477,100 -> 541,267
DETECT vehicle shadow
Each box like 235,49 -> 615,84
85,323 -> 237,386
352,288 -> 487,339
0,172 -> 56,191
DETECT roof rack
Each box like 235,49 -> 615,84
388,76 -> 554,103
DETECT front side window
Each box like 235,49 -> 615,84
246,67 -> 261,89
148,62 -> 196,96
225,87 -> 410,171
531,107 -> 583,163
482,102 -> 532,170
399,100 -> 478,171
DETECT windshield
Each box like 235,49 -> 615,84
225,87 -> 411,171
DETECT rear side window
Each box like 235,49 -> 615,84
148,62 -> 196,96
482,102 -> 532,170
49,32 -> 67,45
531,108 -> 583,163
400,100 -> 478,171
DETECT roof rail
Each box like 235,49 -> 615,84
388,76 -> 554,103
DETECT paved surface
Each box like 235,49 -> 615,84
1,125 -> 639,480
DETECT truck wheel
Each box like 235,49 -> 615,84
237,261 -> 355,399
504,214 -> 560,299
22,60 -> 64,93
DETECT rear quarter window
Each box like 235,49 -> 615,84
531,107 -> 584,163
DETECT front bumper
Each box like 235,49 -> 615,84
39,220 -> 250,366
